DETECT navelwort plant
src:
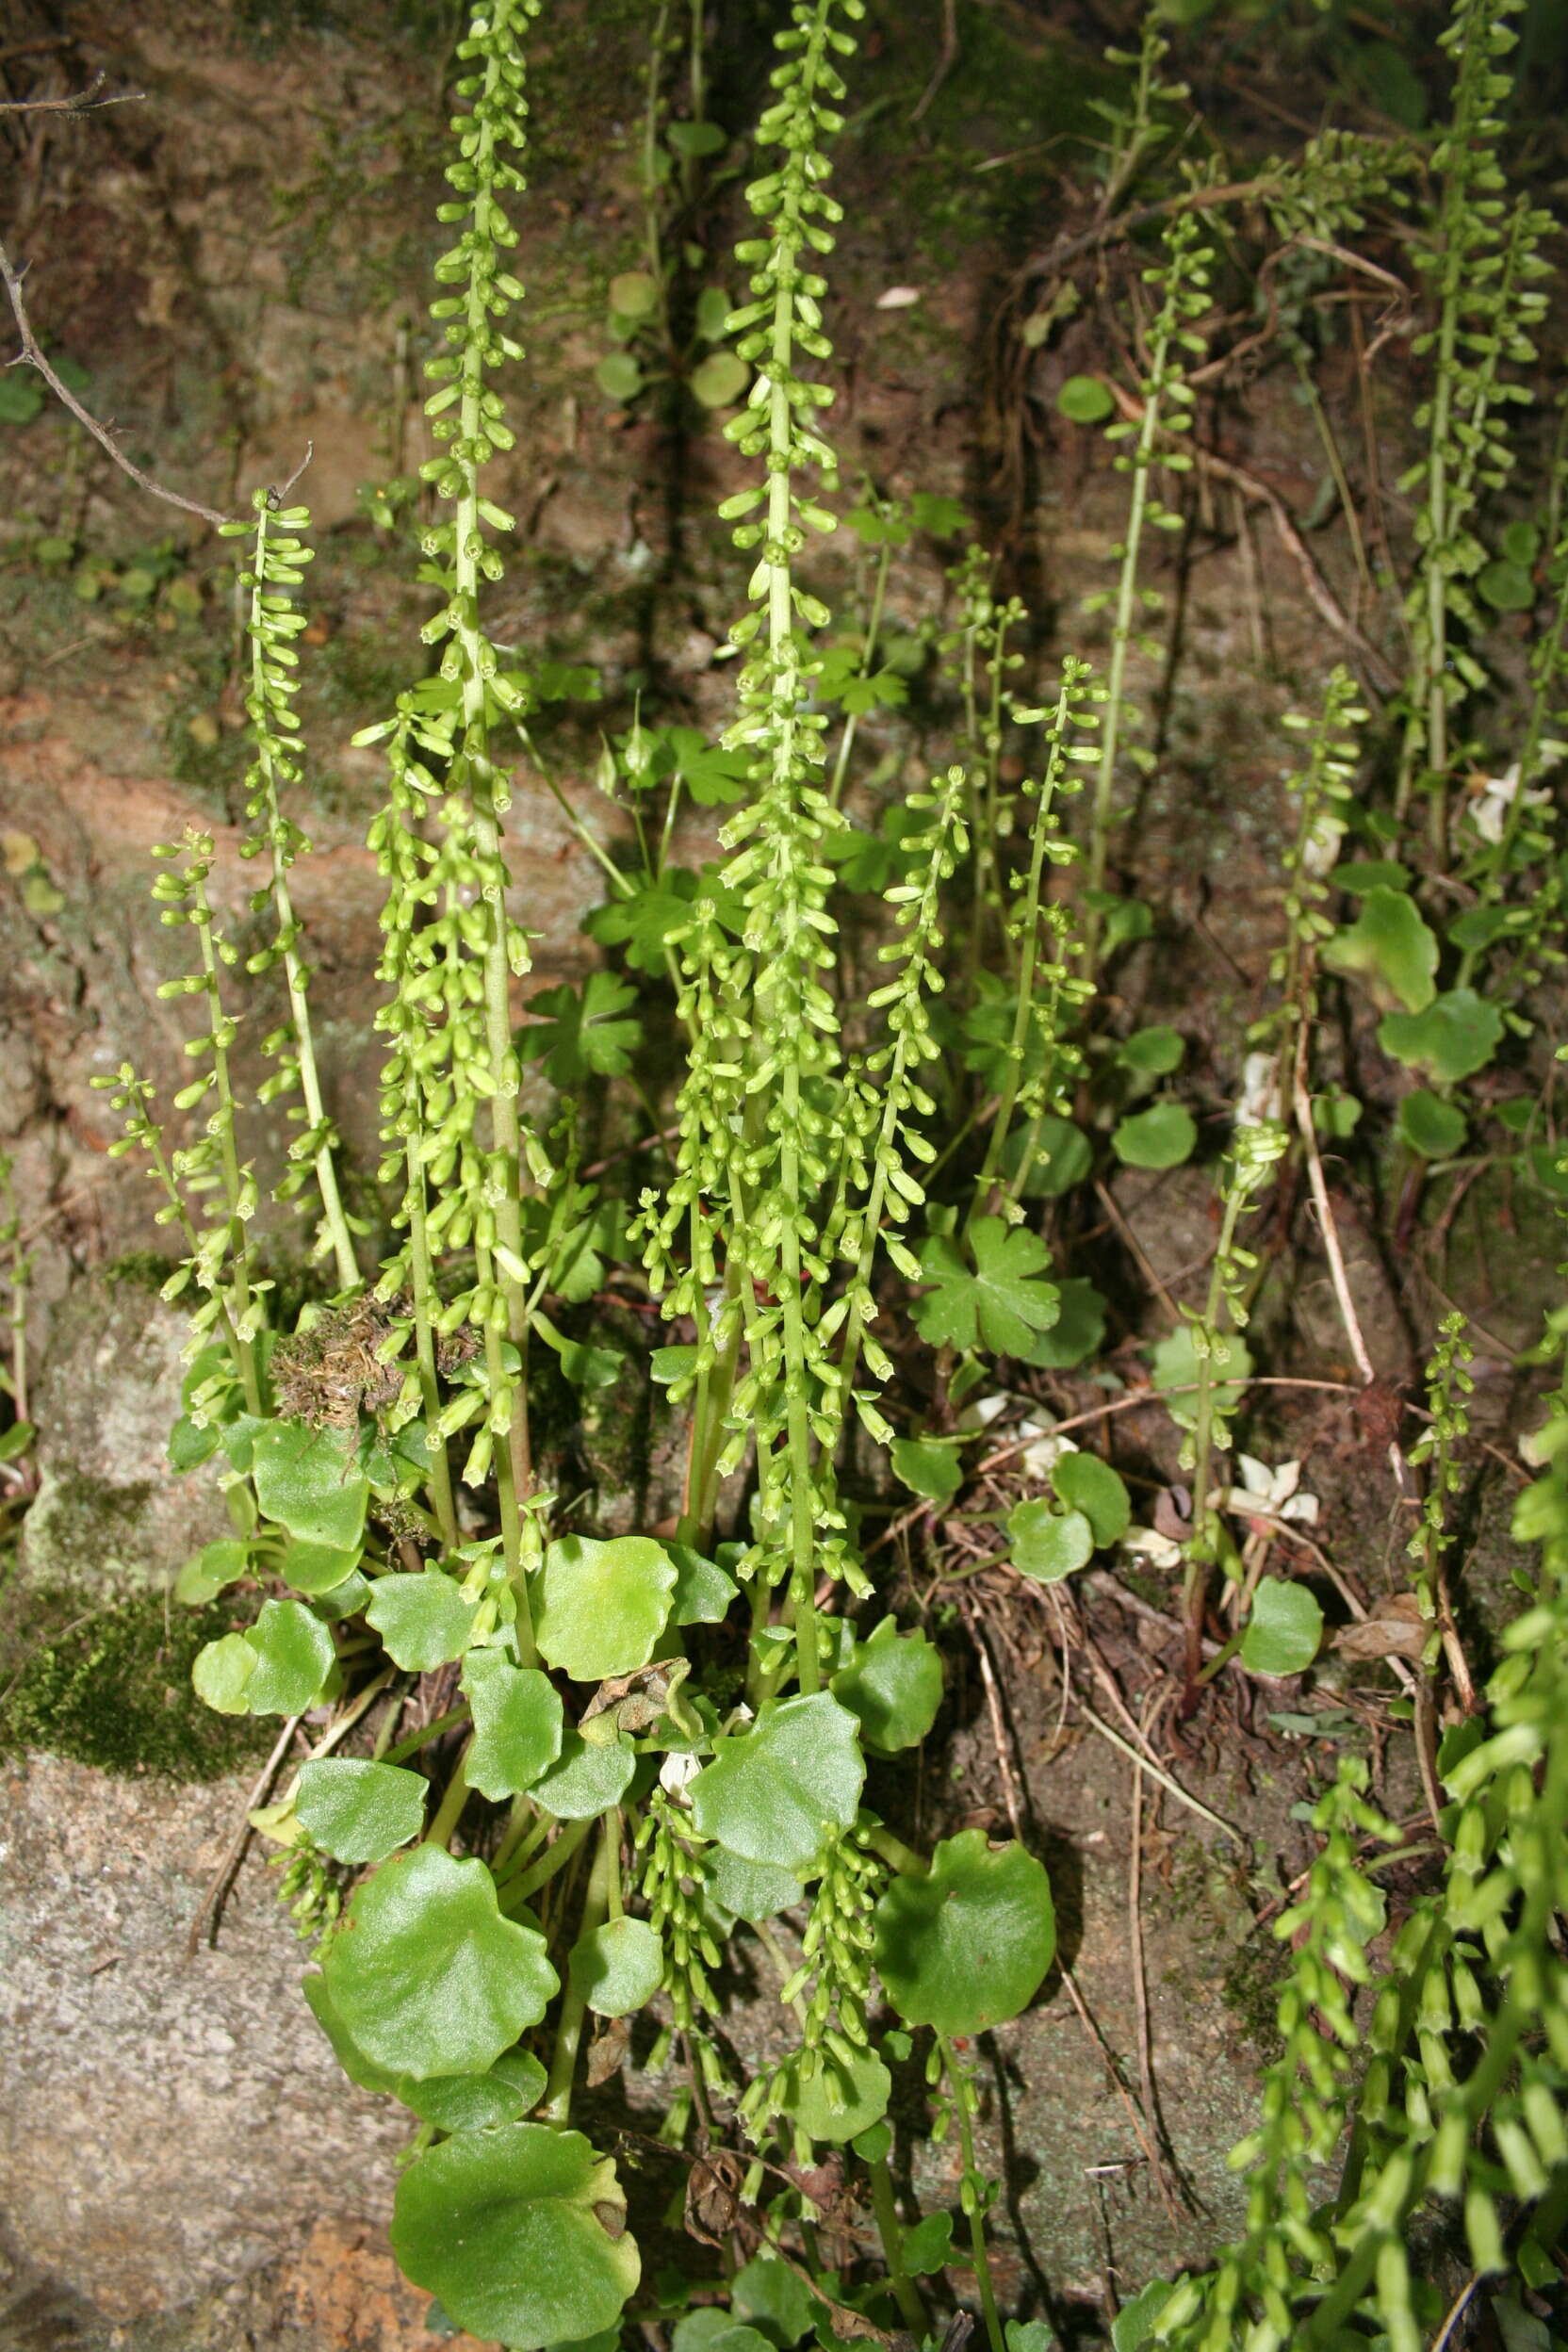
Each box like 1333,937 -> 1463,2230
44,0 -> 1568,2344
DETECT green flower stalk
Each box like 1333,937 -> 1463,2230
229,493 -> 359,1292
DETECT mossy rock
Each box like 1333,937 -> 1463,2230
0,1583 -> 269,1781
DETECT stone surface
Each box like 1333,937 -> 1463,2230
17,1274 -> 229,1597
0,1755 -> 461,2352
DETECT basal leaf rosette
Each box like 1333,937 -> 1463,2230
391,2122 -> 640,2350
873,1829 -> 1056,2036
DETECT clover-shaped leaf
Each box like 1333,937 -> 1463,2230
913,1217 -> 1060,1357
534,1535 -> 678,1683
874,1830 -> 1056,2035
323,1845 -> 557,2080
830,1617 -> 943,1755
295,1758 -> 428,1864
521,972 -> 644,1087
391,2124 -> 640,2351
462,1649 -> 564,1801
691,1692 -> 864,1871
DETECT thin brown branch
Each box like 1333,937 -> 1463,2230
0,238 -> 232,528
0,70 -> 143,115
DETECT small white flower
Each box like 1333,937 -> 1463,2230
659,1751 -> 702,1800
1300,811 -> 1346,880
1223,1454 -> 1319,1527
1122,1525 -> 1183,1571
1469,760 -> 1552,845
1015,1417 -> 1079,1481
875,286 -> 923,310
1235,1051 -> 1282,1130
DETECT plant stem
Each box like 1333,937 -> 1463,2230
423,1738 -> 473,1849
827,536 -> 892,808
541,1816 -> 614,2123
865,2154 -> 929,2333
939,2034 -> 1005,2352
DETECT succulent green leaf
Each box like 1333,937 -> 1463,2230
323,1845 -> 558,2079
531,1730 -> 638,1820
1056,374 -> 1114,424
1111,2280 -> 1176,2351
365,1570 -> 479,1673
830,1617 -> 943,1754
1117,1024 -> 1184,1077
889,1435 -> 963,1506
1018,1276 -> 1106,1369
244,1597 -> 335,1714
1322,885 -> 1438,1012
690,351 -> 751,409
1240,1576 -> 1324,1677
400,2047 -> 547,2132
252,1419 -> 369,1552
280,1539 -> 362,1595
793,2046 -> 891,2145
904,2211 -> 955,2276
608,270 -> 659,318
1379,988 -> 1504,1084
596,351 -> 644,402
568,1916 -> 664,2017
1006,1113 -> 1093,1200
703,1847 -> 804,1924
874,1830 -> 1056,2035
1477,558 -> 1534,612
1051,1453 -> 1131,1547
295,1758 -> 428,1864
1007,1499 -> 1094,1583
391,2124 -> 639,2350
667,117 -> 727,160
175,1538 -> 250,1605
666,1543 -> 740,1625
191,1631 -> 256,1714
913,1216 -> 1060,1357
1397,1088 -> 1468,1159
534,1535 -> 678,1682
690,1692 -> 865,1870
732,2251 -> 820,2346
1112,1102 -> 1197,1170
462,1649 -> 564,1800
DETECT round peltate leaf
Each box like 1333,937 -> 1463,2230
302,1968 -> 403,2096
534,1535 -> 678,1683
1397,1088 -> 1467,1160
1323,885 -> 1437,1013
175,1538 -> 250,1605
1378,987 -> 1504,1084
1477,558 -> 1534,612
1019,1276 -> 1105,1370
1051,1453 -> 1130,1548
690,1692 -> 865,1871
667,117 -> 727,159
1239,1576 -> 1324,1678
462,1649 -> 564,1800
690,351 -> 750,409
704,1848 -> 803,1925
596,351 -> 644,403
252,1420 -> 368,1552
365,1570 -> 478,1672
530,1730 -> 638,1820
568,1916 -> 664,2017
793,2046 -> 891,2146
391,2123 -> 639,2350
295,1759 -> 427,1865
830,1618 -> 943,1755
1056,374 -> 1114,424
874,1830 -> 1055,2035
1006,1112 -> 1093,1200
890,1436 -> 962,1507
245,1597 -> 335,1714
1112,1102 -> 1197,1170
1007,1499 -> 1094,1584
191,1631 -> 255,1715
324,1845 -> 558,2080
281,1539 -> 362,1595
732,2251 -> 820,2347
608,270 -> 659,319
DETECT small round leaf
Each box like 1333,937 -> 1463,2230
245,1596 -> 335,1714
252,1420 -> 368,1552
462,1649 -> 564,1800
608,270 -> 659,319
829,1618 -> 943,1754
1112,1102 -> 1197,1170
690,351 -> 750,409
596,351 -> 644,403
175,1539 -> 250,1605
568,1916 -> 664,2017
874,1830 -> 1056,2036
1051,1454 -> 1130,1547
1056,374 -> 1114,424
1397,1088 -> 1467,1160
534,1535 -> 678,1683
531,1730 -> 638,1820
1239,1576 -> 1324,1678
1007,1499 -> 1094,1583
191,1631 -> 256,1715
365,1570 -> 478,1673
793,2046 -> 891,2146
